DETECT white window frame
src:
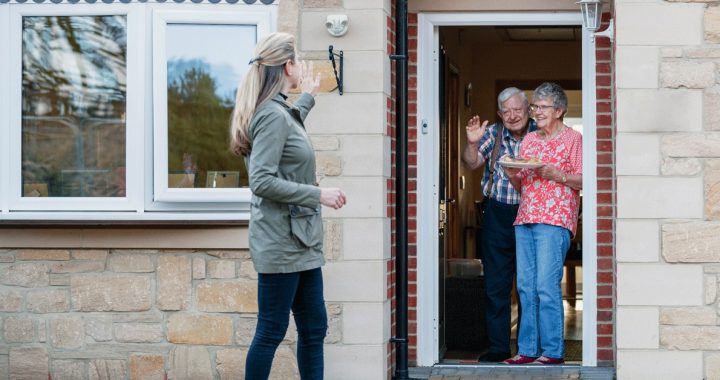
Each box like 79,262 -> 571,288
416,11 -> 598,367
7,3 -> 144,212
0,2 -> 276,221
151,8 -> 273,204
1,5 -> 10,215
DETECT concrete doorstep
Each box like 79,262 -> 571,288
408,365 -> 615,380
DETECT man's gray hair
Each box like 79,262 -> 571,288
497,87 -> 528,111
533,82 -> 568,112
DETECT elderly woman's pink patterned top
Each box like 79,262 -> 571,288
514,126 -> 583,236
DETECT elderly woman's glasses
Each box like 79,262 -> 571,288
529,104 -> 555,113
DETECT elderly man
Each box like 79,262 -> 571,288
462,87 -> 536,362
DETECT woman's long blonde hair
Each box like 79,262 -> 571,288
230,32 -> 296,157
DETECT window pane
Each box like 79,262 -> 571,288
22,16 -> 127,197
166,24 -> 254,189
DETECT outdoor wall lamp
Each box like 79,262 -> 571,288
577,0 -> 614,43
328,45 -> 344,95
325,15 -> 349,37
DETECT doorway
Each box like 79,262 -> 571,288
416,12 -> 599,367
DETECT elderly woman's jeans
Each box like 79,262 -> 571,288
515,223 -> 571,359
245,268 -> 327,380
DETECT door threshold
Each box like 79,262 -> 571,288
409,364 -> 614,379
434,362 -> 582,368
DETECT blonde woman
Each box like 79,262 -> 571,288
231,32 -> 346,379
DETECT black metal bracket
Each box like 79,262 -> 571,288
328,45 -> 344,95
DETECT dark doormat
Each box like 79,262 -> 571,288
445,276 -> 487,350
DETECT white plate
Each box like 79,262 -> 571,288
498,160 -> 544,169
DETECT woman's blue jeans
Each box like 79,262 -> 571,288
515,223 -> 571,359
245,268 -> 327,380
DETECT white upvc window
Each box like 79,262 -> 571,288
0,2 -> 276,221
151,8 -> 271,206
8,3 -> 144,212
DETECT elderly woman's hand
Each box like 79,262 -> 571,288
499,154 -> 521,178
499,154 -> 523,192
537,165 -> 566,183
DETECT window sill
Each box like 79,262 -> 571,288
0,212 -> 250,226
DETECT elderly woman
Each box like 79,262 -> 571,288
501,82 -> 582,365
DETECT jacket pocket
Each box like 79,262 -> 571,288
288,205 -> 323,248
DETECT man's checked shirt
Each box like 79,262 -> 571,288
477,119 -> 537,205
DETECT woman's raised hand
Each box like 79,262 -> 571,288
300,60 -> 321,96
466,116 -> 489,145
320,187 -> 346,210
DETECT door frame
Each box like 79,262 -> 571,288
416,11 -> 598,366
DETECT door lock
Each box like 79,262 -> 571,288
438,200 -> 447,231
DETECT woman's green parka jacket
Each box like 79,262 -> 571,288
245,92 -> 324,274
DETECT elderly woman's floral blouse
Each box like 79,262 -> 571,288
514,126 -> 582,236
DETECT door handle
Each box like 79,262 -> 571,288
447,198 -> 456,204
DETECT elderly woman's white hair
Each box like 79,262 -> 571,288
532,82 -> 568,112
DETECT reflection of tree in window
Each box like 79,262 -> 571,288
21,16 -> 127,197
167,63 -> 248,188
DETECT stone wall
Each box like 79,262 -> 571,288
296,0 -> 393,378
615,0 -> 720,379
0,0 -> 392,378
0,248 -> 347,379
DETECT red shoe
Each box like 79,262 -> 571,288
502,354 -> 538,365
531,355 -> 565,365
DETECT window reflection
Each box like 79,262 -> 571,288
166,24 -> 254,189
22,16 -> 127,197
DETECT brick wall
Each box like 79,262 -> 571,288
386,5 -> 420,372
595,12 -> 617,366
387,3 -> 397,375
406,11 -> 419,366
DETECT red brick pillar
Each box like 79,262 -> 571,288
595,11 -> 617,366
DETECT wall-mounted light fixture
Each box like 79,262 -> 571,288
576,0 -> 613,43
325,15 -> 349,37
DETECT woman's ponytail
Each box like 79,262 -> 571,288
230,33 -> 296,157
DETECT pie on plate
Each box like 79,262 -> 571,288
498,156 -> 544,169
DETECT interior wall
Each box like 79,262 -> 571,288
439,26 -> 582,258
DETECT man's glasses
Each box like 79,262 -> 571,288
529,104 -> 555,113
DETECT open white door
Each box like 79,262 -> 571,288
416,11 -> 597,367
